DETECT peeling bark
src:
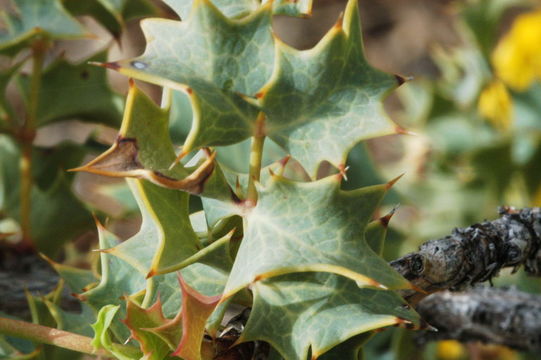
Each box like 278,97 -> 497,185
416,286 -> 541,352
390,207 -> 541,304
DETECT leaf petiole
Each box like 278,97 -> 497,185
246,112 -> 266,205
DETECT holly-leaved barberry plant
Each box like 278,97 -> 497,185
1,0 -> 422,359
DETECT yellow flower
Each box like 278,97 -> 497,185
478,80 -> 512,130
492,9 -> 541,91
436,340 -> 465,360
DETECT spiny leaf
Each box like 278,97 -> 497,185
42,254 -> 98,295
258,0 -> 400,177
72,83 -> 198,191
104,178 -> 200,281
0,0 -> 88,54
172,275 -> 221,360
74,83 -> 235,203
120,275 -> 221,360
109,0 -> 398,178
74,82 -> 240,228
104,0 -> 274,151
92,305 -> 143,360
124,298 -> 172,360
107,228 -> 237,336
44,300 -> 95,337
144,302 -> 183,351
79,224 -> 146,341
18,53 -> 123,128
223,174 -> 411,297
242,272 -> 419,360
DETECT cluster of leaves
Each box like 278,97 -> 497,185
0,0 -> 159,253
0,0 -> 425,359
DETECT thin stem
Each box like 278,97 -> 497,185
19,40 -> 46,248
246,113 -> 266,205
0,317 -> 112,356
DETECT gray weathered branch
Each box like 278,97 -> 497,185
416,286 -> 541,351
390,207 -> 541,304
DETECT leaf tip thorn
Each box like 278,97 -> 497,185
334,12 -> 344,30
386,173 -> 404,190
336,164 -> 349,181
67,165 -> 85,173
169,151 -> 187,170
395,74 -> 412,86
90,61 -> 120,70
395,125 -> 417,136
92,214 -> 106,231
146,269 -> 157,279
394,318 -> 418,330
379,205 -> 399,227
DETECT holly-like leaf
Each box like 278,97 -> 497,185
124,298 -> 172,360
120,274 -> 220,360
224,174 -> 411,297
79,224 -> 146,340
42,255 -> 98,295
258,0 -> 400,177
18,53 -> 123,128
103,178 -> 200,278
105,226 -> 237,337
73,83 -> 233,199
144,300 -> 183,351
172,275 -> 221,360
104,0 -> 274,151
111,0 -> 398,177
92,305 -> 144,360
242,272 -> 419,360
0,0 -> 88,54
44,300 -> 95,337
74,82 -> 240,229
